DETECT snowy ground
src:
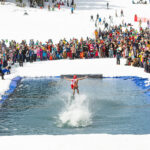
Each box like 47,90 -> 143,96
0,134 -> 150,150
0,0 -> 150,150
0,0 -> 149,43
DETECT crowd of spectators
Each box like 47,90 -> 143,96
0,24 -> 150,79
29,0 -> 75,10
132,0 -> 149,4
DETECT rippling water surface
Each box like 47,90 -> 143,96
0,78 -> 150,135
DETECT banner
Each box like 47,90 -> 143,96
134,14 -> 150,22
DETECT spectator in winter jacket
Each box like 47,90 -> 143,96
116,49 -> 121,65
18,51 -> 23,67
0,63 -> 4,79
71,7 -> 74,14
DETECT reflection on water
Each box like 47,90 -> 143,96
0,78 -> 150,135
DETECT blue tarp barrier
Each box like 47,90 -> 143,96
0,95 -> 9,104
5,89 -> 15,94
0,76 -> 61,105
0,76 -> 22,105
99,76 -> 150,97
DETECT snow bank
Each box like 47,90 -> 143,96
0,79 -> 11,100
0,134 -> 150,150
13,58 -> 150,79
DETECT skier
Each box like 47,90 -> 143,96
107,2 -> 109,9
90,15 -> 94,21
121,9 -> 124,17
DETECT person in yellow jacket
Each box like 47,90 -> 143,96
94,29 -> 98,39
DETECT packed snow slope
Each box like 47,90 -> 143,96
0,1 -> 150,150
10,58 -> 150,79
0,0 -> 149,43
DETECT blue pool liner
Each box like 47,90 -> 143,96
0,76 -> 61,105
0,76 -> 22,105
132,77 -> 150,98
104,76 -> 150,97
0,75 -> 149,105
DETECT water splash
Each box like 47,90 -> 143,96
58,93 -> 92,128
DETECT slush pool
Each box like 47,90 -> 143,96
0,78 -> 150,135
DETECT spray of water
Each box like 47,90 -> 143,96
58,93 -> 92,128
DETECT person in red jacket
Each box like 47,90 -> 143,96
64,75 -> 88,96
95,49 -> 99,58
58,3 -> 60,10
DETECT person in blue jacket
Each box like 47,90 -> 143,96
99,17 -> 102,24
71,7 -> 74,14
2,68 -> 10,75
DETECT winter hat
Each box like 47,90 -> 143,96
73,75 -> 77,79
